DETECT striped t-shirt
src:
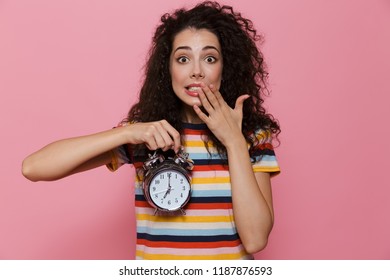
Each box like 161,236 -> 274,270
107,122 -> 280,260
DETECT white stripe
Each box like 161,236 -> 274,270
136,208 -> 233,216
191,170 -> 230,178
192,183 -> 231,190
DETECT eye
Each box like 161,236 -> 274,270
205,56 -> 217,63
177,56 -> 189,63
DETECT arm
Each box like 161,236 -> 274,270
22,121 -> 181,182
225,138 -> 274,253
193,83 -> 274,254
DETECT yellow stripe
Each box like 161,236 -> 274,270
136,250 -> 246,260
106,150 -> 118,172
255,130 -> 270,140
253,167 -> 281,173
136,214 -> 233,223
192,177 -> 230,184
183,140 -> 207,147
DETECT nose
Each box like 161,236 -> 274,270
190,62 -> 205,79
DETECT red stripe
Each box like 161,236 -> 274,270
182,128 -> 205,135
257,143 -> 274,150
186,203 -> 232,210
135,201 -> 154,208
193,165 -> 228,171
133,162 -> 143,169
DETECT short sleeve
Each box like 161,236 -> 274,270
106,122 -> 132,172
249,128 -> 280,176
106,144 -> 131,172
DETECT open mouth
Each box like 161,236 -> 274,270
185,86 -> 201,92
184,86 -> 200,97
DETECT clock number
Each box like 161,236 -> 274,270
168,200 -> 171,205
175,198 -> 178,203
155,180 -> 160,185
182,186 -> 186,191
160,174 -> 164,179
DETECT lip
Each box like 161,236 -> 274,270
184,88 -> 200,97
185,83 -> 202,97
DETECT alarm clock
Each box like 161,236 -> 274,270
143,149 -> 194,215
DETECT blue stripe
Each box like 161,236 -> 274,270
137,233 -> 239,242
252,154 -> 277,163
188,153 -> 222,160
135,188 -> 144,195
191,189 -> 231,197
136,187 -> 230,197
190,197 -> 232,203
182,123 -> 208,130
193,159 -> 227,165
135,195 -> 232,203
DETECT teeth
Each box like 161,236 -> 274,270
187,87 -> 200,91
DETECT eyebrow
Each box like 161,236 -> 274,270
173,46 -> 221,54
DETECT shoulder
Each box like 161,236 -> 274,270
248,127 -> 280,175
247,127 -> 273,146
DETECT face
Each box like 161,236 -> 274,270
169,28 -> 223,119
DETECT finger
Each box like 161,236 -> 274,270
160,120 -> 181,153
142,122 -> 172,151
234,94 -> 250,112
209,84 -> 225,106
145,142 -> 158,151
154,124 -> 174,151
197,88 -> 214,113
193,104 -> 210,124
140,123 -> 162,150
201,83 -> 220,109
152,127 -> 170,150
144,136 -> 159,151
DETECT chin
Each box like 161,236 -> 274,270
180,97 -> 201,107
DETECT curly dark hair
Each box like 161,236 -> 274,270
126,1 -> 280,157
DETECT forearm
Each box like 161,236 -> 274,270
22,126 -> 129,181
226,136 -> 274,254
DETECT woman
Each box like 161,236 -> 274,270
22,1 -> 280,259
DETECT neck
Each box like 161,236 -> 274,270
181,105 -> 204,124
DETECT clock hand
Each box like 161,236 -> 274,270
163,187 -> 171,199
152,187 -> 175,196
163,174 -> 172,199
152,188 -> 168,195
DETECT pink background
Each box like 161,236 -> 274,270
1,0 -> 389,259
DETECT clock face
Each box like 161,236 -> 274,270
148,169 -> 191,211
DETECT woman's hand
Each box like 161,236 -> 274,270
22,120 -> 181,181
127,120 -> 181,153
193,83 -> 249,148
